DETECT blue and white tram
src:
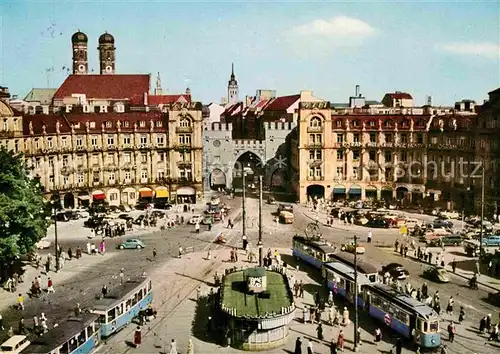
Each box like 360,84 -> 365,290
328,252 -> 380,283
92,277 -> 152,338
292,236 -> 336,269
363,283 -> 441,349
22,313 -> 100,354
322,262 -> 371,307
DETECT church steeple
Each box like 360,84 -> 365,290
227,63 -> 239,105
155,72 -> 163,95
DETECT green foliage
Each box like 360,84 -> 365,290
0,147 -> 50,263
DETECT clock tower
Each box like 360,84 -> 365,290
98,32 -> 116,74
227,63 -> 239,105
71,30 -> 88,75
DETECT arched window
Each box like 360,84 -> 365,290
401,119 -> 409,128
179,118 -> 191,127
368,120 -> 376,127
352,120 -> 360,127
309,117 -> 322,127
416,119 -> 425,128
384,120 -> 393,128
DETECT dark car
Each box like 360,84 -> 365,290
423,266 -> 450,283
365,219 -> 389,228
118,214 -> 134,222
133,215 -> 145,225
84,216 -> 105,228
52,212 -> 69,222
487,291 -> 500,306
64,210 -> 80,220
432,219 -> 453,229
381,263 -> 409,280
151,210 -> 165,219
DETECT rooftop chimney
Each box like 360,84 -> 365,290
355,85 -> 360,97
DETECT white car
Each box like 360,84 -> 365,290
35,238 -> 52,250
189,215 -> 203,225
439,211 -> 460,219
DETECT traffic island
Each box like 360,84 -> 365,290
217,266 -> 295,351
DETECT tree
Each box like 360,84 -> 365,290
0,147 -> 50,264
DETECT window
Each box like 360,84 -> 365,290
178,134 -> 192,145
180,152 -> 191,162
77,174 -> 84,183
35,158 -> 41,168
369,133 -> 376,143
353,166 -> 358,178
2,119 -> 7,131
369,120 -> 376,127
157,136 -> 164,146
431,137 -> 438,144
384,120 -> 393,128
93,171 -> 99,183
107,308 -> 116,321
179,168 -> 192,180
353,134 -> 360,143
336,120 -> 342,128
61,137 -> 67,147
106,121 -> 112,128
107,135 -> 115,146
90,121 -> 96,128
62,156 -> 69,166
385,133 -> 393,143
123,121 -> 129,128
369,151 -> 376,161
308,134 -> 322,145
47,138 -> 53,148
48,157 -> 54,167
337,134 -> 344,143
124,153 -> 131,163
337,167 -> 343,178
109,173 -> 116,184
141,153 -> 147,163
107,153 -> 115,164
308,166 -> 322,178
35,138 -> 40,149
92,154 -> 99,165
309,150 -> 322,160
179,118 -> 191,127
125,172 -> 131,181
140,135 -> 147,144
91,136 -> 98,146
353,150 -> 360,160
401,133 -> 408,144
401,119 -> 409,128
337,150 -> 344,160
416,133 -> 423,144
156,121 -> 162,127
158,153 -> 165,162
158,170 -> 165,179
385,151 -> 391,162
76,136 -> 83,146
141,170 -> 148,180
401,152 -> 407,162
309,117 -> 322,127
14,140 -> 19,152
352,120 -> 360,127
139,121 -> 146,127
123,135 -> 131,145
63,176 -> 69,186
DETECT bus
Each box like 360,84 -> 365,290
292,235 -> 337,269
22,314 -> 100,354
322,262 -> 371,307
92,278 -> 152,338
363,283 -> 441,349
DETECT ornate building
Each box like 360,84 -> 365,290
0,31 -> 203,207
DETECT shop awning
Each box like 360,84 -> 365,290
156,190 -> 169,198
78,195 -> 90,201
177,186 -> 196,195
93,193 -> 105,200
140,190 -> 154,198
349,188 -> 362,195
333,187 -> 346,194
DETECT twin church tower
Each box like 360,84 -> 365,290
71,30 -> 116,75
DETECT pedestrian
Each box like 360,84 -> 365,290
102,285 -> 108,297
196,286 -> 201,300
367,230 -> 372,243
446,296 -> 454,316
458,306 -> 465,323
18,318 -> 25,334
178,246 -> 183,258
100,240 -> 106,255
86,242 -> 91,255
486,313 -> 492,331
90,243 -> 96,255
33,316 -> 38,331
328,306 -> 335,326
169,338 -> 178,354
153,248 -> 157,261
307,339 -> 314,354
357,326 -> 362,345
134,326 -> 141,347
337,330 -> 345,351
374,327 -> 382,343
299,280 -> 304,298
17,293 -> 24,310
328,291 -> 334,306
294,336 -> 302,354
68,248 -> 73,260
7,326 -> 14,338
342,307 -> 350,325
440,345 -> 448,354
0,314 -> 4,330
187,337 -> 194,354
393,337 -> 403,354
120,269 -> 124,285
207,248 -> 211,260
195,223 -> 200,233
316,323 -> 323,340
451,258 -> 457,273
47,278 -> 54,293
74,303 -> 82,316
488,324 -> 499,341
421,282 -> 428,298
480,316 -> 487,332
447,321 -> 456,342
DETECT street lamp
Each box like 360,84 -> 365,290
258,175 -> 263,266
50,163 -> 60,272
242,171 -> 246,237
353,235 -> 359,352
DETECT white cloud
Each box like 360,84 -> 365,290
440,42 -> 500,59
290,16 -> 376,39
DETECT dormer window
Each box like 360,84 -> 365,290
401,119 -> 410,128
100,106 -> 108,113
65,105 -> 72,113
384,120 -> 393,128
335,120 -> 342,128
3,119 -> 8,131
139,121 -> 146,127
114,103 -> 125,113
155,121 -> 163,127
106,121 -> 112,128
352,120 -> 360,127
369,120 -> 376,127
124,121 -> 129,128
83,105 -> 91,113
89,121 -> 96,128
74,122 -> 81,129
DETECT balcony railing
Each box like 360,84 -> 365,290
307,126 -> 323,133
177,160 -> 192,167
307,176 -> 324,181
305,142 -> 323,148
175,126 -> 193,133
308,159 -> 323,166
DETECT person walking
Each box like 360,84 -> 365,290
316,323 -> 324,340
337,330 -> 345,351
299,281 -> 304,298
294,336 -> 302,354
393,337 -> 403,354
367,230 -> 372,243
458,306 -> 465,323
342,307 -> 350,326
307,339 -> 314,354
451,258 -> 457,273
374,327 -> 382,343
329,340 -> 338,354
153,248 -> 157,261
195,222 -> 200,234
120,269 -> 125,285
102,285 -> 108,298
47,278 -> 55,293
133,326 -> 141,347
488,324 -> 499,341
169,338 -> 178,354
446,296 -> 454,316
447,321 -> 456,343
0,314 -> 4,330
17,293 -> 24,310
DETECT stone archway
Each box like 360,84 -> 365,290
270,169 -> 285,192
365,186 -> 377,200
233,151 -> 264,191
381,186 -> 393,202
63,193 -> 75,209
396,186 -> 409,202
307,184 -> 325,200
210,168 -> 227,190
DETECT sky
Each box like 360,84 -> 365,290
1,0 -> 499,106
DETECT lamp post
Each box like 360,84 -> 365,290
479,163 -> 485,257
353,235 -> 359,352
258,175 -> 263,266
51,162 -> 60,272
242,171 -> 246,237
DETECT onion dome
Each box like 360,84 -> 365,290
99,32 -> 115,44
71,31 -> 88,43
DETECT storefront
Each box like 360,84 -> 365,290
154,187 -> 170,207
176,186 -> 196,204
121,188 -> 137,206
332,185 -> 346,201
77,193 -> 90,207
348,185 -> 362,201
138,188 -> 154,202
92,190 -> 106,204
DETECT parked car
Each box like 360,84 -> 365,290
432,219 -> 453,229
64,210 -> 80,220
267,196 -> 276,205
202,215 -> 213,225
487,291 -> 500,306
364,219 -> 389,228
481,235 -> 500,247
341,241 -> 365,254
438,211 -> 460,219
381,263 -> 409,280
118,214 -> 134,222
151,210 -> 165,219
423,266 -> 450,283
117,239 -> 145,250
35,238 -> 52,250
278,204 -> 293,213
133,215 -> 145,225
428,235 -> 464,247
189,215 -> 203,225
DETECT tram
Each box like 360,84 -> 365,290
92,277 -> 152,338
322,262 -> 371,307
22,313 -> 100,354
363,283 -> 441,349
292,235 -> 337,269
328,252 -> 380,283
